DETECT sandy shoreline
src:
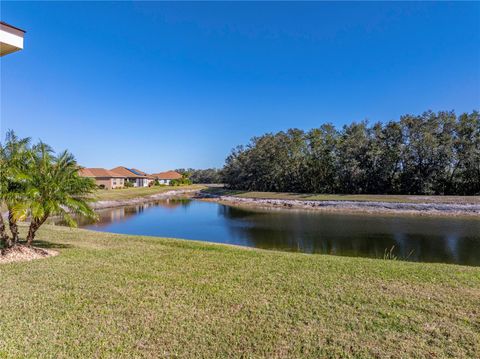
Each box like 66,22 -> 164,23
196,193 -> 480,218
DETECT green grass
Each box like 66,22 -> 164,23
204,188 -> 480,204
1,225 -> 479,358
95,184 -> 206,201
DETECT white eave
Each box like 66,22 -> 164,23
0,22 -> 25,57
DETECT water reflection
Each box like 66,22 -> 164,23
53,199 -> 480,266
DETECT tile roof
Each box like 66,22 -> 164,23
130,168 -> 148,176
79,168 -> 124,178
110,166 -> 147,178
151,171 -> 183,180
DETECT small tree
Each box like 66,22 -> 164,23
13,143 -> 97,246
0,131 -> 31,248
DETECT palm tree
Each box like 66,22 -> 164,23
0,130 -> 31,248
13,143 -> 98,246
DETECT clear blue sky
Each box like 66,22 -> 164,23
1,2 -> 479,171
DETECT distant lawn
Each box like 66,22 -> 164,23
203,188 -> 480,204
0,225 -> 479,357
95,184 -> 205,201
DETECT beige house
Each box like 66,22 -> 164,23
0,21 -> 25,57
151,171 -> 183,185
79,168 -> 125,190
110,166 -> 154,187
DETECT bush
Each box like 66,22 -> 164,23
170,177 -> 192,186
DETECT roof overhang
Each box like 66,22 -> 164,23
0,22 -> 25,57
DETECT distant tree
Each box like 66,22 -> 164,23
222,145 -> 251,190
399,111 -> 456,194
192,169 -> 222,184
304,124 -> 338,193
336,121 -> 371,193
376,121 -> 403,193
176,168 -> 223,184
451,111 -> 480,195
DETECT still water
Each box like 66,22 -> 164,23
67,199 -> 480,266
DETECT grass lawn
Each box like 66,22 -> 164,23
1,225 -> 479,358
95,184 -> 206,201
204,188 -> 480,204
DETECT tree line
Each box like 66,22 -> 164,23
222,111 -> 480,195
0,131 -> 96,250
176,168 -> 223,184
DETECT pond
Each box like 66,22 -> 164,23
61,199 -> 480,266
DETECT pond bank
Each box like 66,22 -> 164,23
197,192 -> 480,217
91,188 -> 199,210
86,187 -> 480,217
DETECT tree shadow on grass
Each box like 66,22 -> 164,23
31,240 -> 73,250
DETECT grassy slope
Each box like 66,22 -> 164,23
95,184 -> 205,201
1,226 -> 479,358
204,188 -> 480,204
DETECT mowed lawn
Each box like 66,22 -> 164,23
95,184 -> 205,201
204,188 -> 480,204
1,225 -> 479,358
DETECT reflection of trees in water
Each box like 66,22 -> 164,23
153,198 -> 192,210
217,204 -> 270,220
95,200 -> 193,226
219,207 -> 480,265
440,235 -> 480,266
56,199 -> 193,227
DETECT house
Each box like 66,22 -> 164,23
110,166 -> 154,187
79,168 -> 125,190
151,171 -> 183,185
0,21 -> 25,57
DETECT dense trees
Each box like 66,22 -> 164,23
222,111 -> 480,195
0,131 -> 97,249
176,168 -> 223,184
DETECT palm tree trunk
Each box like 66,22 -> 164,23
26,216 -> 48,246
8,211 -> 19,245
0,213 -> 12,248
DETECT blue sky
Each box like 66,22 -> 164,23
1,2 -> 479,171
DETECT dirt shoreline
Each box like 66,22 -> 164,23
197,193 -> 480,218
91,189 -> 200,210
